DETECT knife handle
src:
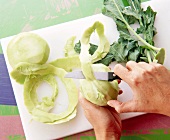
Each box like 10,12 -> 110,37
108,72 -> 121,81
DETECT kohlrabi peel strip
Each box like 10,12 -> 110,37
64,36 -> 79,57
23,64 -> 78,124
50,56 -> 81,72
79,21 -> 119,106
50,36 -> 81,72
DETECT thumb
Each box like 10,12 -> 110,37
107,100 -> 142,113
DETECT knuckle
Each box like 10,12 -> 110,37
114,64 -> 122,72
155,63 -> 166,71
116,106 -> 122,113
118,103 -> 126,113
147,66 -> 156,73
140,70 -> 147,76
138,62 -> 146,65
126,61 -> 136,67
131,75 -> 141,85
131,79 -> 139,86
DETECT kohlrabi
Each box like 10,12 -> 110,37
79,21 -> 119,106
7,33 -> 50,69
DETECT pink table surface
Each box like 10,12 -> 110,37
1,113 -> 170,139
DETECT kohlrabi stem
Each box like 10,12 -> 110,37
126,24 -> 160,51
146,50 -> 152,63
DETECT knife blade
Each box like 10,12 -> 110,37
64,71 -> 121,81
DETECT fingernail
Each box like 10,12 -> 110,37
117,79 -> 121,84
119,90 -> 123,95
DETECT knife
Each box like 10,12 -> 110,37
64,71 -> 121,81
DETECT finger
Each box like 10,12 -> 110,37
138,62 -> 156,74
114,64 -> 131,84
126,61 -> 138,71
107,106 -> 122,126
149,62 -> 168,74
107,100 -> 122,113
149,62 -> 169,82
107,100 -> 144,113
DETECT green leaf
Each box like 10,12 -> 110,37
96,53 -> 114,66
122,8 -> 140,20
119,31 -> 134,41
128,47 -> 140,61
137,6 -> 157,45
89,43 -> 98,55
110,42 -> 128,62
127,0 -> 142,12
102,0 -> 165,64
74,40 -> 81,54
114,19 -> 129,34
103,0 -> 125,22
74,41 -> 98,55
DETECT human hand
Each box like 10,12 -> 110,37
79,95 -> 122,140
108,61 -> 170,116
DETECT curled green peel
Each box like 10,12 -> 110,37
50,56 -> 81,72
64,36 -> 78,57
79,21 -> 119,106
23,64 -> 78,124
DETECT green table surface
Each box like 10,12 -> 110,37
1,0 -> 170,140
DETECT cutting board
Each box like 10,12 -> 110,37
1,0 -> 170,139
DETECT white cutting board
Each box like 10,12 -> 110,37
1,0 -> 170,139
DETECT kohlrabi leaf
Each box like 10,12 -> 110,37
110,42 -> 129,62
74,41 -> 114,66
102,0 -> 165,64
96,53 -> 114,66
127,0 -> 142,13
74,40 -> 81,54
74,41 -> 98,56
89,43 -> 98,55
109,38 -> 141,62
137,6 -> 157,46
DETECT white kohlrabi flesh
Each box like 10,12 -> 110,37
7,32 -> 50,69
